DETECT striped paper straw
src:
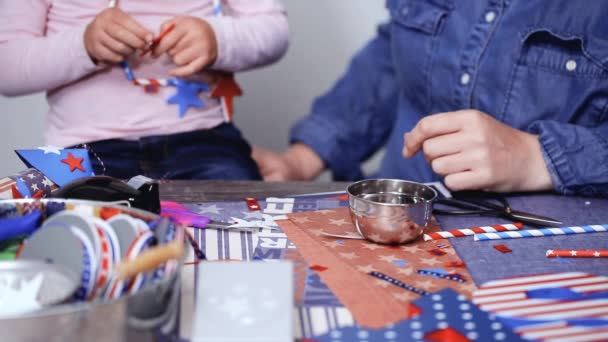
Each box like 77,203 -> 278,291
424,223 -> 523,241
474,224 -> 608,241
546,249 -> 608,258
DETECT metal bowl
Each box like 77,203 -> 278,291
347,179 -> 437,244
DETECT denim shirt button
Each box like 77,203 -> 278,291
460,72 -> 471,85
565,60 -> 577,72
485,11 -> 496,23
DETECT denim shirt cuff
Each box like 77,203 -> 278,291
532,125 -> 576,195
290,117 -> 363,181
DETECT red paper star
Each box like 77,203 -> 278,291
61,152 -> 85,172
309,264 -> 328,272
211,74 -> 243,121
425,327 -> 471,342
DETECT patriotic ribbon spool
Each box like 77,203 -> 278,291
0,199 -> 186,341
472,272 -> 608,341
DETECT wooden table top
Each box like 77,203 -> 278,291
159,180 -> 351,202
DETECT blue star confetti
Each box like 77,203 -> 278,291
166,79 -> 210,118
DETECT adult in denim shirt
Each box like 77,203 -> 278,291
254,0 -> 608,196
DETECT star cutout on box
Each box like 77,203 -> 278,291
211,74 -> 243,122
61,152 -> 85,172
37,146 -> 62,155
167,79 -> 209,118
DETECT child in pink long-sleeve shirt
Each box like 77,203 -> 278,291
0,0 -> 288,180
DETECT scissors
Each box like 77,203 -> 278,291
433,191 -> 562,226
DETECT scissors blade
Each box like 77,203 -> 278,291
504,210 -> 562,227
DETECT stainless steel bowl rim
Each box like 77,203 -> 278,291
347,179 -> 438,207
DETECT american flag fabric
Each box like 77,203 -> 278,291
473,272 -> 608,341
9,168 -> 57,198
0,177 -> 16,199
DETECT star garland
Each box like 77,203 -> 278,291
110,0 -> 243,119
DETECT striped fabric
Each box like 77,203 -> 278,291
473,272 -> 608,341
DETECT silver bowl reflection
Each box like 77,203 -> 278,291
347,179 -> 437,244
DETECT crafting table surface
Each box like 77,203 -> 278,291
161,181 -> 351,340
159,181 -> 608,341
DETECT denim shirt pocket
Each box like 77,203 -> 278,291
388,0 -> 451,113
500,28 -> 608,133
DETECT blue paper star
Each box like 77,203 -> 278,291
166,79 -> 209,118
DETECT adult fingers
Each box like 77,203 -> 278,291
403,111 -> 466,157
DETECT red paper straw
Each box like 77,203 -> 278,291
140,23 -> 176,57
546,249 -> 608,258
424,223 -> 523,241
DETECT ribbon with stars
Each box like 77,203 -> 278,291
546,249 -> 608,258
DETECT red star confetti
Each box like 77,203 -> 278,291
425,327 -> 471,342
493,244 -> 512,253
309,264 -> 328,272
406,303 -> 422,318
444,260 -> 467,268
211,74 -> 243,121
61,152 -> 85,172
245,197 -> 261,211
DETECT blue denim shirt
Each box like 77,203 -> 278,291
291,0 -> 608,196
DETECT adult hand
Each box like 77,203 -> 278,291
403,110 -> 553,192
152,16 -> 218,77
84,8 -> 152,64
252,144 -> 325,182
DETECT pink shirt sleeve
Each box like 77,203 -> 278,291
0,0 -> 99,97
205,0 -> 289,72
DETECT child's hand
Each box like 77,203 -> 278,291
84,8 -> 153,64
152,16 -> 218,77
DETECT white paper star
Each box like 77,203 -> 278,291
378,254 -> 400,263
339,252 -> 359,260
41,177 -> 54,187
26,173 -> 36,179
419,258 -> 442,267
37,146 -> 62,155
30,183 -> 39,192
328,218 -> 349,227
362,243 -> 383,251
546,250 -> 554,256
356,264 -> 375,273
291,216 -> 312,224
594,251 -> 601,257
570,250 -> 577,256
197,204 -> 222,215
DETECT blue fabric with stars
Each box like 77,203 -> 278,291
312,288 -> 523,342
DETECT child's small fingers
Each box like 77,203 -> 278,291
152,29 -> 183,57
113,11 -> 153,43
170,57 -> 206,77
96,44 -> 123,63
105,24 -> 145,50
172,46 -> 199,66
100,30 -> 134,56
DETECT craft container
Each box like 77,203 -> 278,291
348,179 -> 437,244
0,199 -> 184,342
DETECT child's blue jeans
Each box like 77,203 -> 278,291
74,123 -> 262,180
